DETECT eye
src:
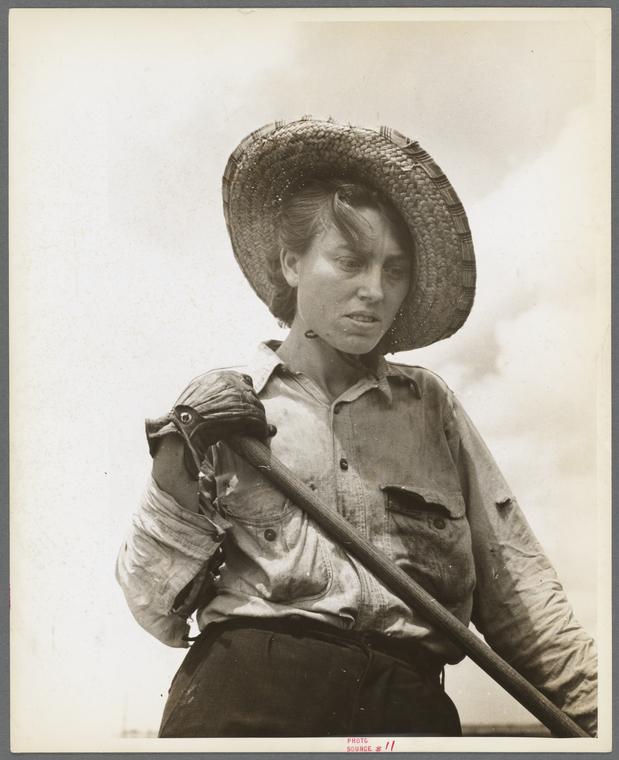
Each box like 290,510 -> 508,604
339,257 -> 363,272
385,264 -> 410,279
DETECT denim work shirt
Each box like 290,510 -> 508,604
116,341 -> 597,734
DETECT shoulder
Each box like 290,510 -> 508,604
387,360 -> 457,416
386,360 -> 454,397
385,360 -> 456,420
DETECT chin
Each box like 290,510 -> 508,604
333,335 -> 381,356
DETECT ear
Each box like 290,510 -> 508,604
280,248 -> 302,288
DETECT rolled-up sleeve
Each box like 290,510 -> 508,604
116,475 -> 229,648
445,396 -> 598,736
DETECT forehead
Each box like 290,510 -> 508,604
322,206 -> 410,258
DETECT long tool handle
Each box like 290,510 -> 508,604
226,432 -> 588,738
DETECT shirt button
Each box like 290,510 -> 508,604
339,458 -> 349,471
333,405 -> 341,414
433,518 -> 446,530
264,528 -> 277,541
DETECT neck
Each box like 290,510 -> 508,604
276,318 -> 368,401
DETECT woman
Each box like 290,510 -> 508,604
116,117 -> 597,738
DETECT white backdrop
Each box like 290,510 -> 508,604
9,8 -> 611,752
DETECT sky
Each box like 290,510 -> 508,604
9,8 -> 611,752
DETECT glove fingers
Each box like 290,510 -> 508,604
206,415 -> 269,442
179,388 -> 266,420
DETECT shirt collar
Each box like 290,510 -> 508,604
247,341 -> 420,403
383,361 -> 422,401
246,341 -> 285,393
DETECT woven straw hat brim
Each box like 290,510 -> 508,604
222,116 -> 476,353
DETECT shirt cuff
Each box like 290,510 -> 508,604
116,476 -> 230,647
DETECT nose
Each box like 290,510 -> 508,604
357,265 -> 384,302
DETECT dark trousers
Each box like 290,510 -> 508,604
159,619 -> 462,738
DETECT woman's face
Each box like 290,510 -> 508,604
281,206 -> 412,355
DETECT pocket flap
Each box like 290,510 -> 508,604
217,482 -> 292,524
381,484 -> 466,519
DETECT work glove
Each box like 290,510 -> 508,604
147,370 -> 276,479
175,370 -> 277,478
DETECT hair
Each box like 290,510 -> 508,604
268,179 -> 415,327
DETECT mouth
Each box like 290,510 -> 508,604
345,312 -> 380,324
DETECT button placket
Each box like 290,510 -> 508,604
331,398 -> 368,534
332,402 -> 349,472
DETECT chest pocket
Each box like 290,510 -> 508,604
217,483 -> 332,604
382,484 -> 475,606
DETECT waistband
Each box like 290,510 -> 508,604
198,616 -> 446,676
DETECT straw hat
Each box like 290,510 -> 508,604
222,116 -> 476,353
